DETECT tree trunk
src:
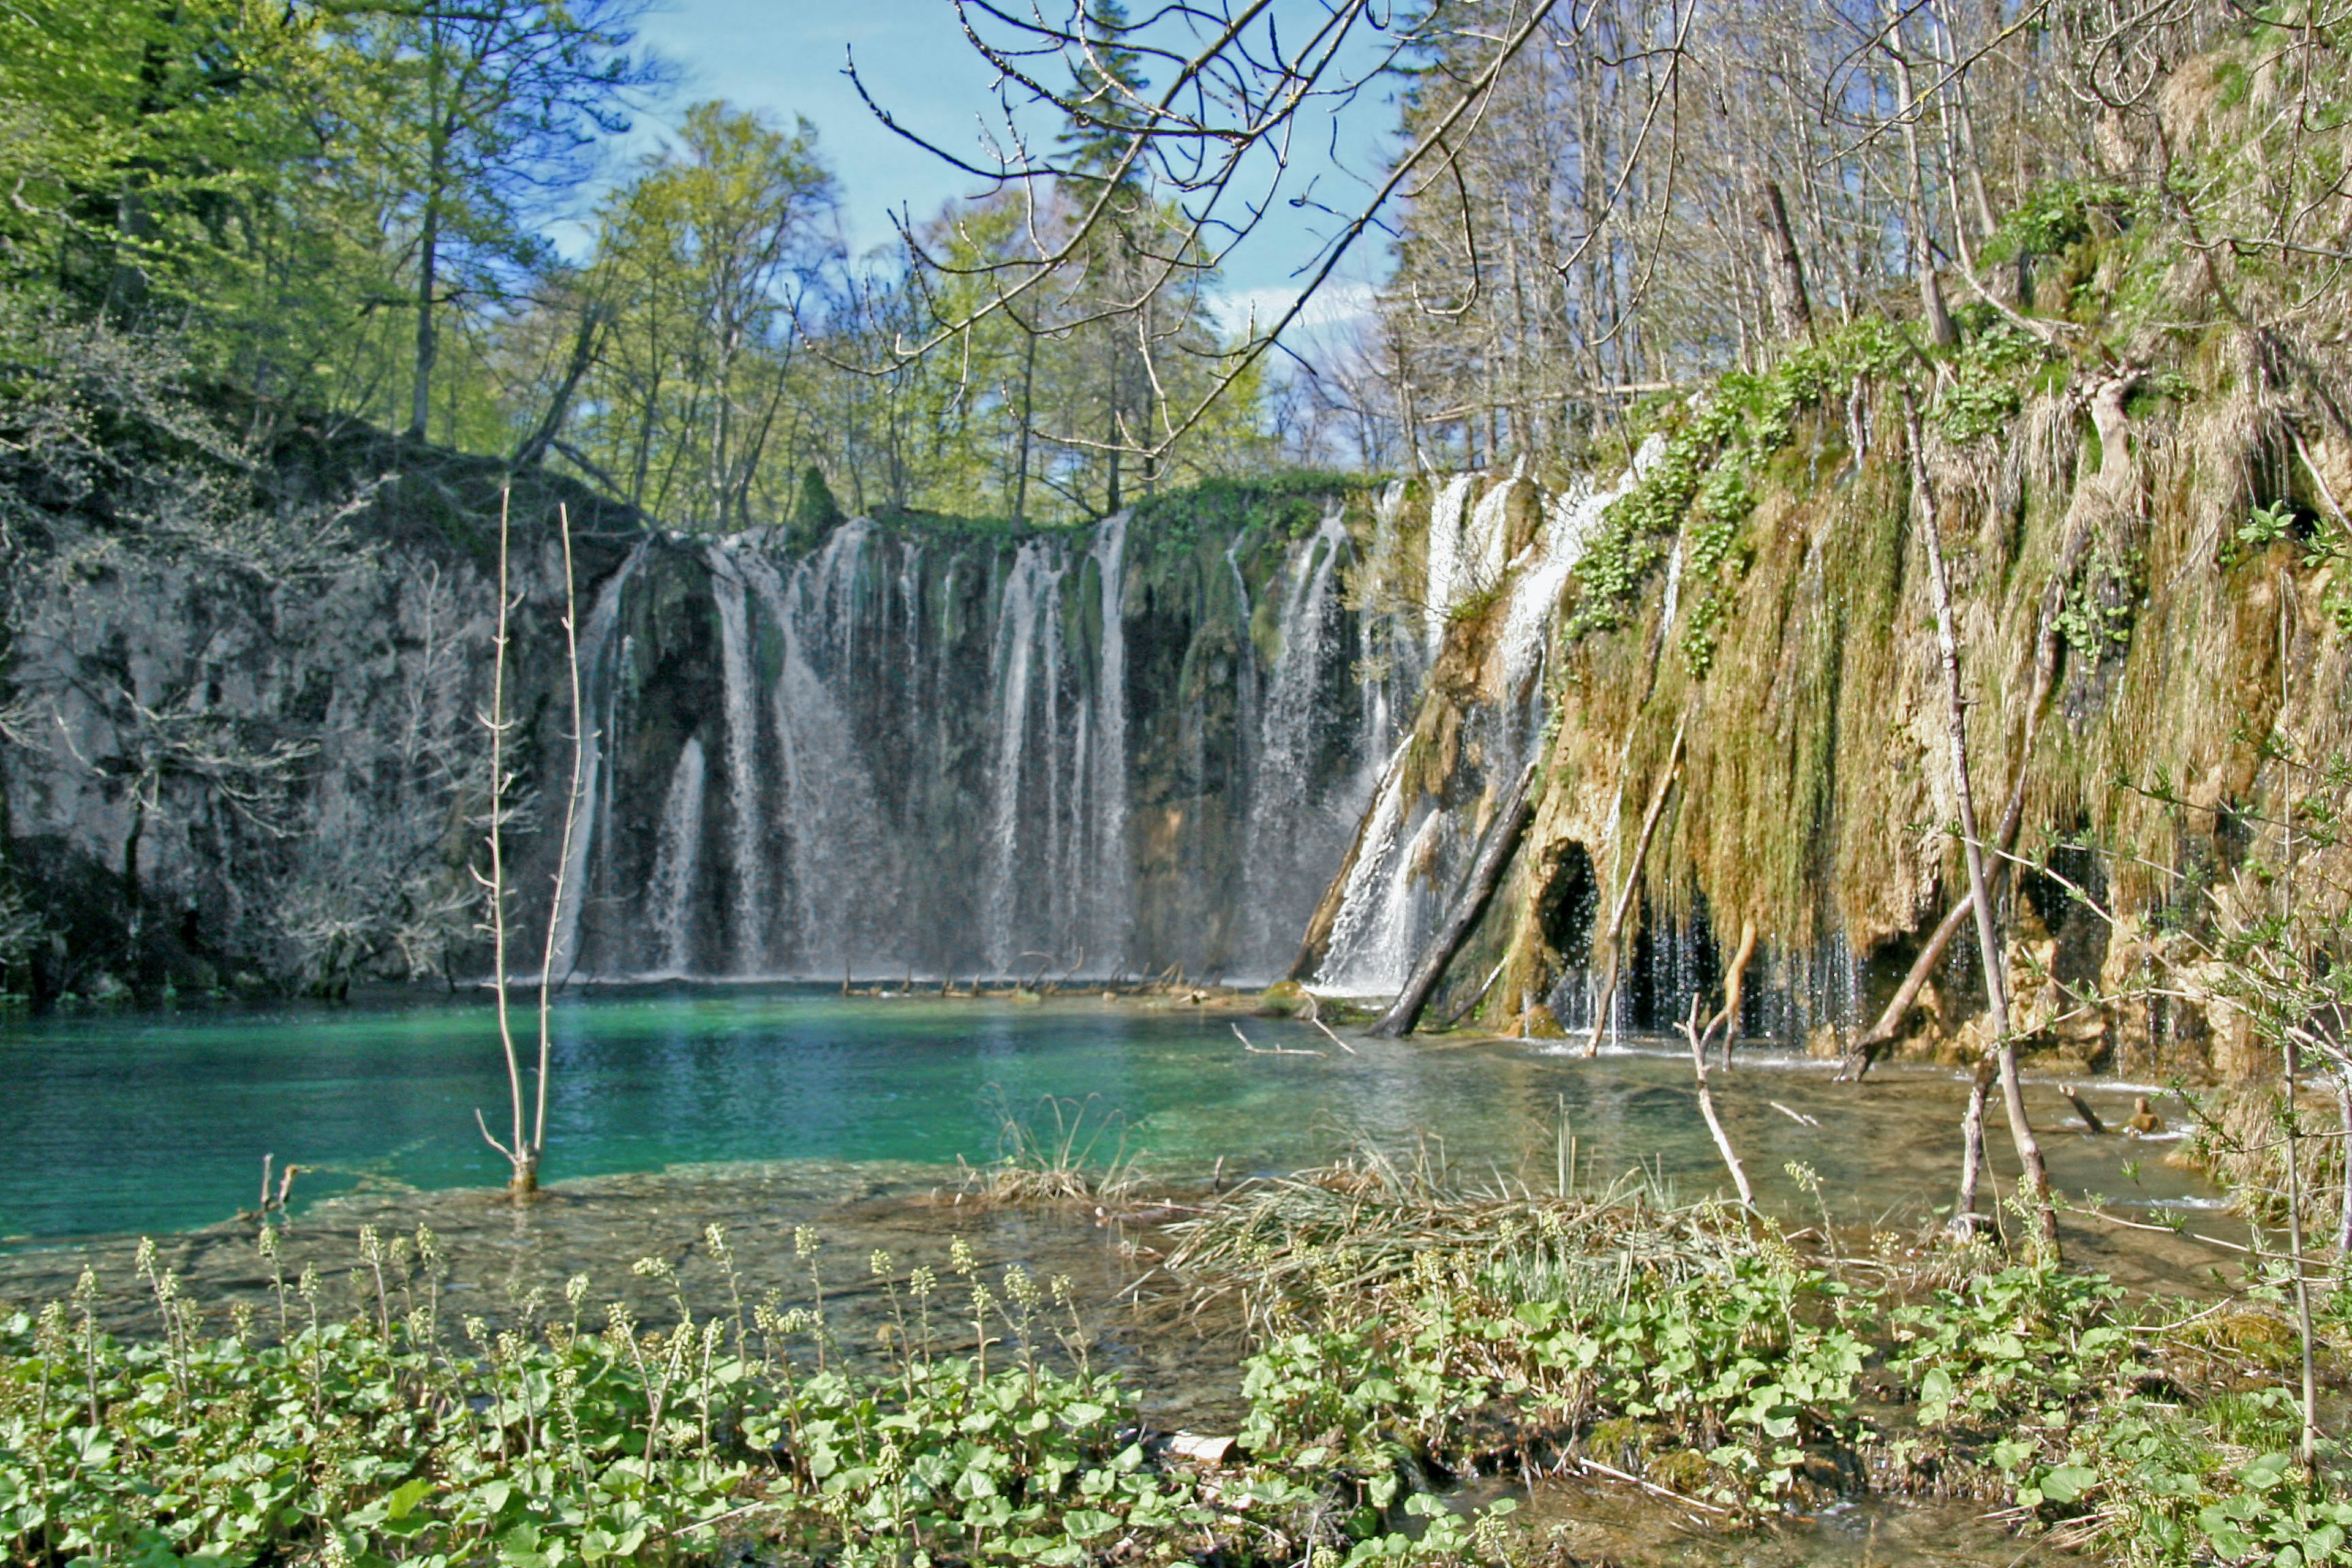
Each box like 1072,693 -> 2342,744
1012,331 -> 1037,524
1888,15 -> 1958,349
1371,759 -> 1541,1038
511,306 -> 606,471
409,145 -> 446,442
1755,176 -> 1815,344
1908,398 -> 2057,1254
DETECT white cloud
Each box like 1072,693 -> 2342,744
1208,280 -> 1379,341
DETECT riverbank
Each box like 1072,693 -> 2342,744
0,1139 -> 2335,1568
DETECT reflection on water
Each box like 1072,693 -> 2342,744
1,990 -> 2221,1256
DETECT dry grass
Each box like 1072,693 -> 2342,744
1163,1143 -> 1763,1328
956,1091 -> 1141,1204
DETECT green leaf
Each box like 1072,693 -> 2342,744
2038,1466 -> 2098,1504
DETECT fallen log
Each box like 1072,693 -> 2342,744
1370,758 -> 1542,1038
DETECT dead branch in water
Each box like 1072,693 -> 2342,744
1705,916 -> 1757,1070
1678,995 -> 1754,1207
1371,757 -> 1542,1038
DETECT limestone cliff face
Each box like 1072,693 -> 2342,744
1289,335 -> 2351,1081
0,440 -> 1411,998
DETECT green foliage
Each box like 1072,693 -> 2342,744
1879,1261 -> 2352,1566
1128,472 -> 1366,553
1566,319 -> 1910,647
1983,178 -> 2135,263
2055,540 -> 2144,655
0,1222 -> 1528,1568
1888,1265 -> 2132,1430
1931,325 -> 2048,444
1235,1247 -> 1866,1513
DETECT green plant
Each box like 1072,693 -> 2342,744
959,1091 -> 1140,1202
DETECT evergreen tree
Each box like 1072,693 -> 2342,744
788,464 -> 843,549
1055,1 -> 1149,190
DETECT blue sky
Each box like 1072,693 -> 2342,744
613,0 -> 1401,311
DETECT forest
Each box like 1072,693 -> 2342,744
5,0 -> 2352,1565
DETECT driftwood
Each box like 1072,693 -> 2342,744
1679,995 -> 1754,1207
1706,916 -> 1758,1069
1370,758 -> 1541,1038
1584,716 -> 1689,1056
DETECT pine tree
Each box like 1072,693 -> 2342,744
788,464 -> 843,551
1055,1 -> 1148,190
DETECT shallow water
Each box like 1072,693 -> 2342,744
1,989 -> 2223,1269
0,989 -> 2244,1568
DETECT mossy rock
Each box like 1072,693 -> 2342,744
1645,1447 -> 1716,1494
1256,980 -> 1310,1017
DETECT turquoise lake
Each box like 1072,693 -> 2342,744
0,988 -> 2215,1246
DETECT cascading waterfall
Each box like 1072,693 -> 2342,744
646,737 -> 706,978
540,540 -> 647,981
1421,475 -> 1474,657
1311,456 -> 1644,996
706,546 -> 770,972
1311,748 -> 1425,993
982,542 -> 1065,976
750,524 -> 907,978
1239,509 -> 1357,960
1085,516 -> 1131,965
560,500 -> 1403,982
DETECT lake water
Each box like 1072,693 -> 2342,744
0,987 -> 2233,1568
0,987 -> 2218,1252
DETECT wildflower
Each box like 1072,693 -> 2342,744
1004,1264 -> 1041,1310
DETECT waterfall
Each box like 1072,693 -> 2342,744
567,497 -> 1412,984
1314,743 -> 1409,990
1460,461 -> 1522,600
541,540 -> 646,981
750,523 -> 905,978
707,547 -> 769,973
982,543 -> 1063,976
1310,453 -> 1653,996
1422,475 -> 1474,655
1239,510 -> 1352,964
647,737 -> 706,977
1086,514 -> 1131,965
